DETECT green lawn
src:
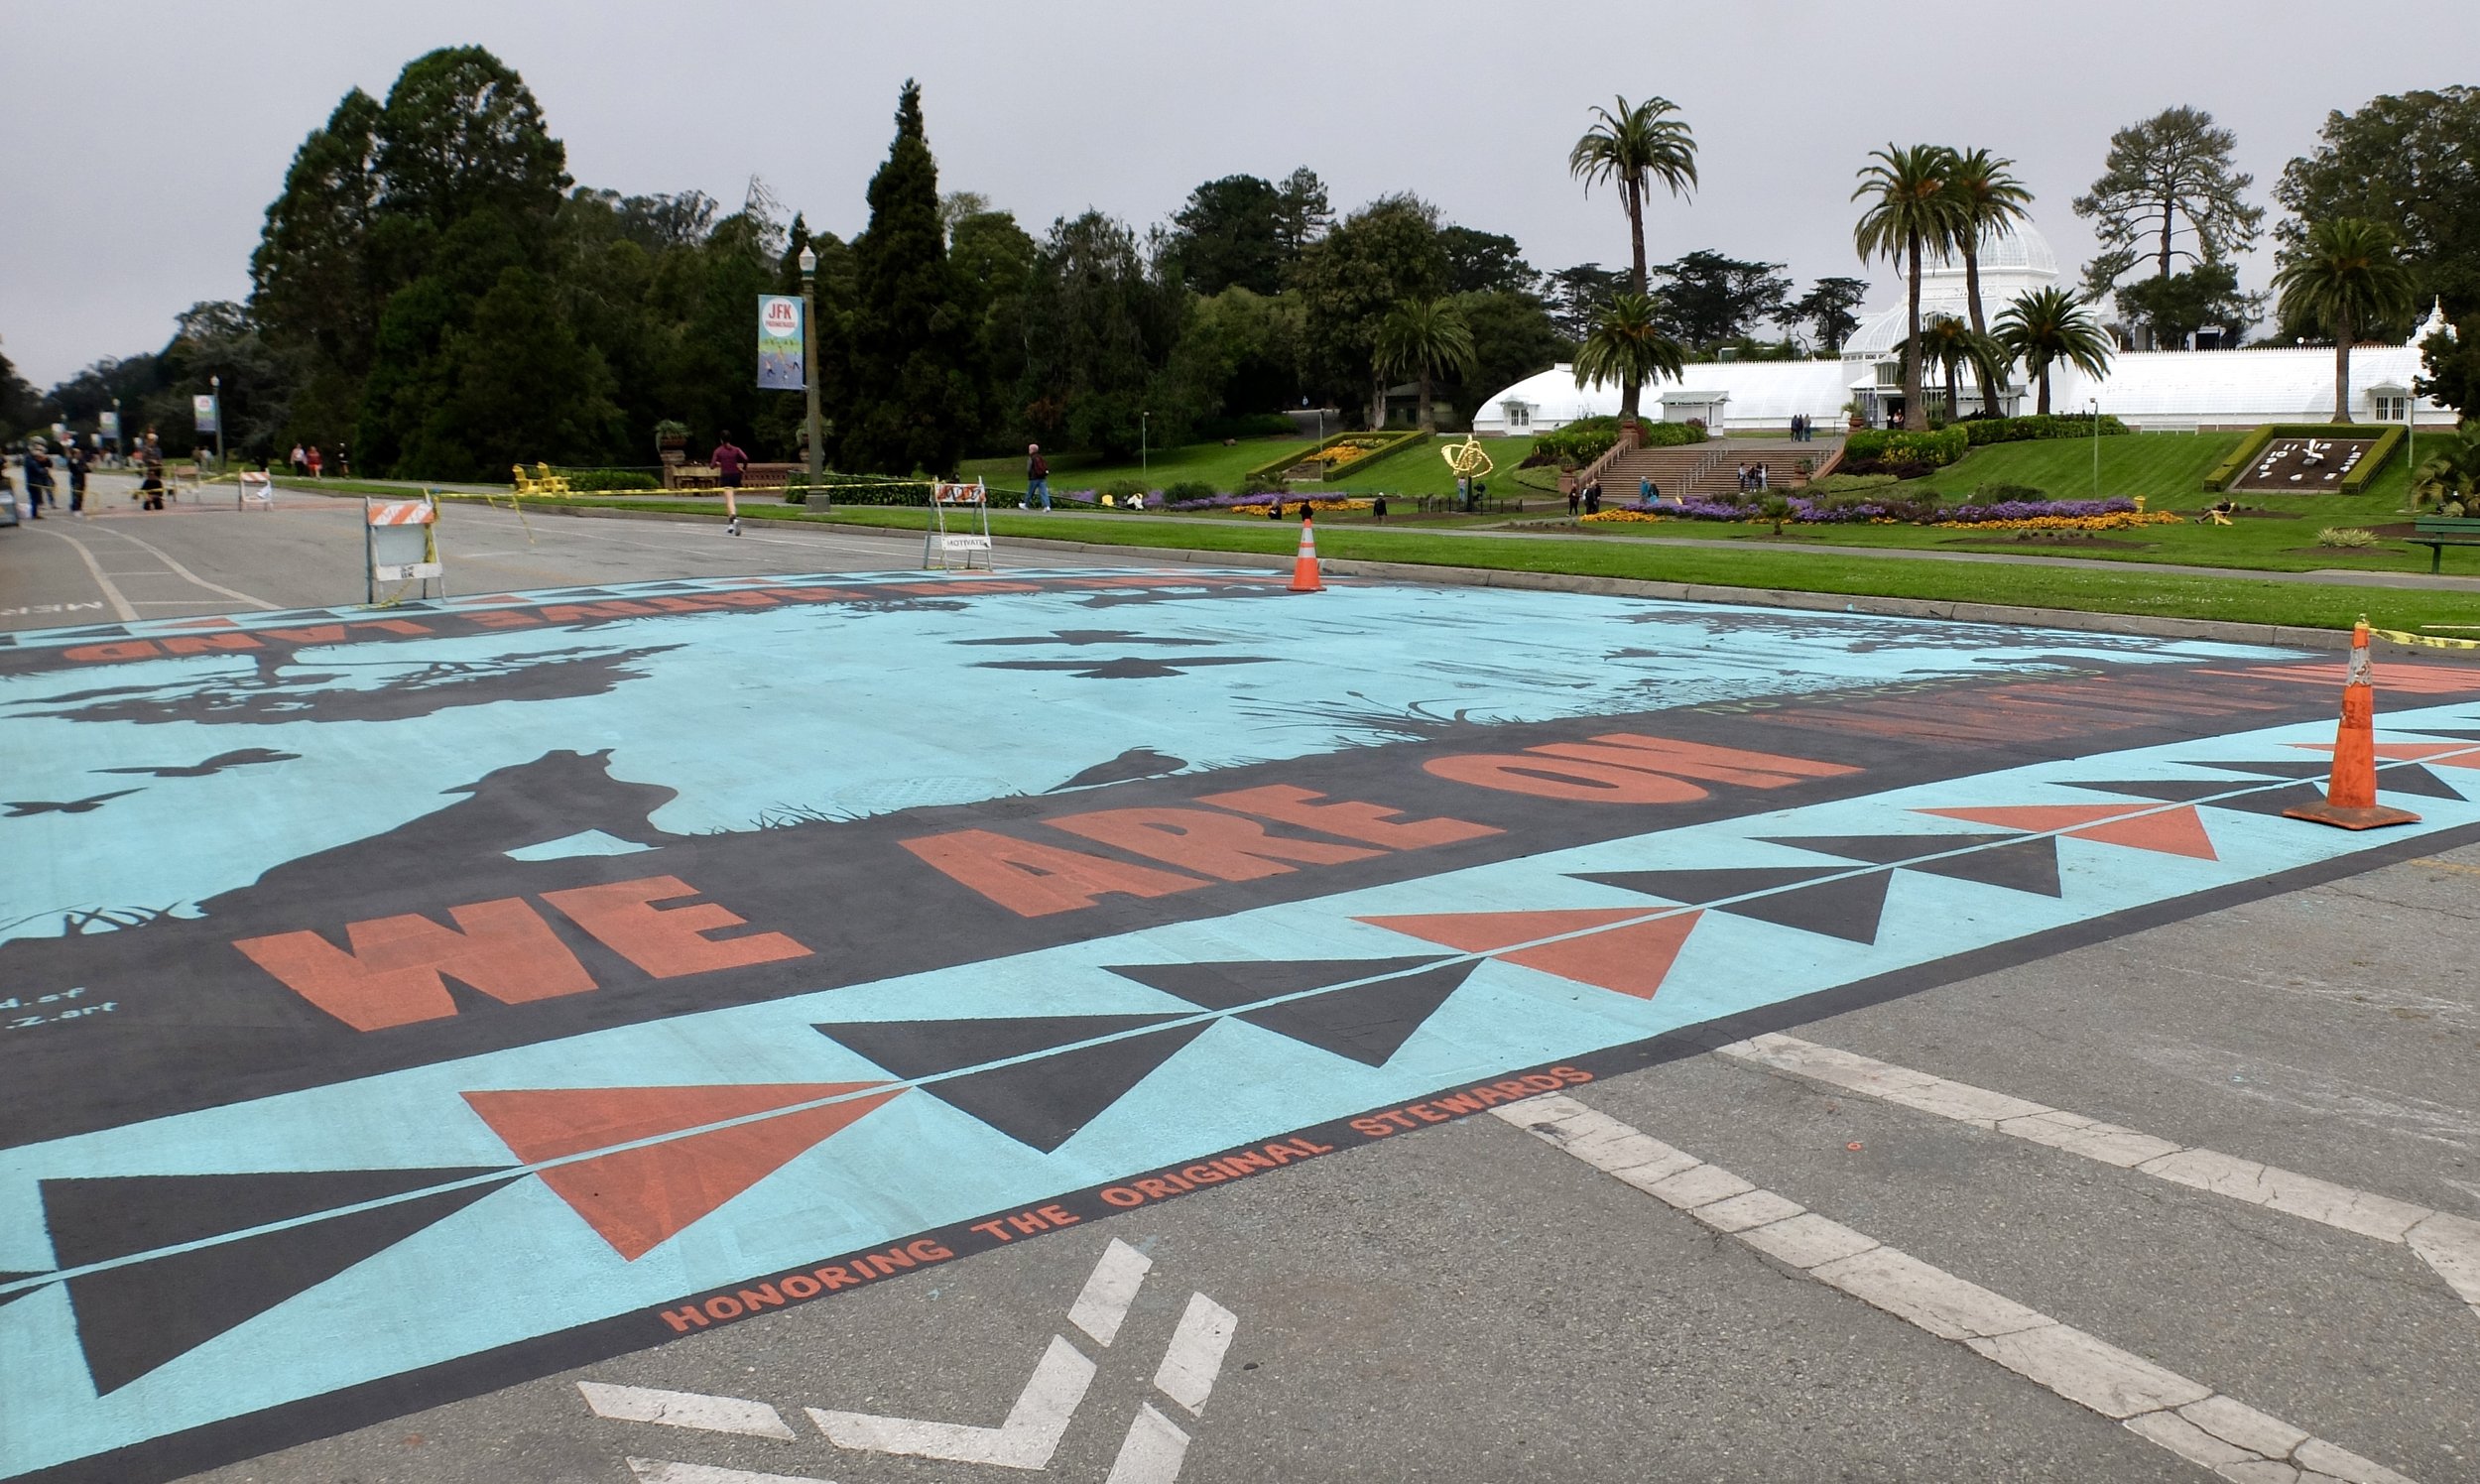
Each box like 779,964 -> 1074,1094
460,495 -> 2480,634
958,433 -> 1540,502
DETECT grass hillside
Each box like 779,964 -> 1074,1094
960,433 -> 1540,501
1895,430 -> 2418,506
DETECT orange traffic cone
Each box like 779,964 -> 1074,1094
1289,515 -> 1323,593
2284,617 -> 2420,830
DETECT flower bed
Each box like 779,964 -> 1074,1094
1582,494 -> 2184,532
1164,491 -> 1374,514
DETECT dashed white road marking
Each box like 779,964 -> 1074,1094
34,528 -> 139,620
577,1381 -> 796,1439
1068,1237 -> 1154,1346
1715,1033 -> 2480,1324
1151,1293 -> 1238,1415
1496,1091 -> 2422,1484
1102,1402 -> 1192,1484
806,1333 -> 1095,1468
625,1460 -> 833,1484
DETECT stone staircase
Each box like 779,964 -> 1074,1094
1587,436 -> 1841,503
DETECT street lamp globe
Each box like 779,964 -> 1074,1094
798,246 -> 817,278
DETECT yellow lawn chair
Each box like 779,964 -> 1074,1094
512,464 -> 539,495
534,462 -> 572,494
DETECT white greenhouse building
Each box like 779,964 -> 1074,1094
1470,219 -> 2458,435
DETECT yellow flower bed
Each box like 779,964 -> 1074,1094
1307,438 -> 1390,472
1579,509 -> 1670,524
1225,496 -> 1374,515
1930,511 -> 2185,532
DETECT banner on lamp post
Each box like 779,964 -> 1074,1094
192,395 -> 219,433
757,295 -> 805,390
98,411 -> 120,438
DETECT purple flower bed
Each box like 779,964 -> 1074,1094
1935,497 -> 2138,524
1166,491 -> 1281,512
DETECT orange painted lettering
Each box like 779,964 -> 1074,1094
541,876 -> 810,978
1047,806 -> 1380,882
1423,754 -> 1708,804
234,898 -> 597,1031
1198,785 -> 1500,849
899,829 -> 1207,917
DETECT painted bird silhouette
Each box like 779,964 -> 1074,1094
4,790 -> 142,816
93,748 -> 301,779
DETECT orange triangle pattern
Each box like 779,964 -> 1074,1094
2290,741 -> 2480,771
1356,908 -> 1700,1000
463,1082 -> 902,1260
1919,804 -> 2217,861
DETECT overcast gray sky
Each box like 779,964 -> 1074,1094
4,0 -> 2475,389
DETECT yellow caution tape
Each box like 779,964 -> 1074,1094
2373,627 -> 2480,650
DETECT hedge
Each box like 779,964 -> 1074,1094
1524,416 -> 1703,468
1242,427 -> 1428,483
2202,423 -> 2406,494
1961,414 -> 2130,446
1842,426 -> 1968,468
559,468 -> 664,492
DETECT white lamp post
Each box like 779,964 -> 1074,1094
799,245 -> 821,502
2089,397 -> 2101,498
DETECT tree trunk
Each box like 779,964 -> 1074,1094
1903,232 -> 1925,431
1418,367 -> 1434,433
1964,242 -> 1998,418
1371,375 -> 1387,432
2037,363 -> 2051,416
1944,357 -> 1960,427
2333,307 -> 2353,423
2158,195 -> 2174,280
1627,176 -> 1648,296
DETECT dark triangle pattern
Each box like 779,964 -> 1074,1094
1581,868 -> 1894,944
2365,764 -> 2470,800
1104,956 -> 1450,1011
1760,832 -> 2062,899
42,1167 -> 512,1393
2057,777 -> 2326,817
2175,759 -> 2336,779
814,1014 -> 1208,1153
0,1273 -> 40,1311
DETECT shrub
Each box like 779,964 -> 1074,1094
1522,416 -> 1703,468
562,468 -> 663,492
1642,421 -> 1704,446
1963,413 -> 2131,445
1843,426 -> 1968,468
1839,457 -> 1937,481
1100,478 -> 1149,503
1242,472 -> 1288,495
1973,481 -> 2046,503
1162,480 -> 1215,504
1192,414 -> 1299,441
2317,526 -> 2381,548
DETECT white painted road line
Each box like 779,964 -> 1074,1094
807,1333 -> 1095,1468
625,1460 -> 834,1484
1068,1237 -> 1154,1346
35,528 -> 139,621
1495,1091 -> 2422,1484
577,1381 -> 797,1439
1103,1402 -> 1193,1484
1152,1293 -> 1238,1416
87,523 -> 282,610
1714,1033 -> 2480,1324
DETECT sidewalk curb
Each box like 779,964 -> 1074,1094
489,500 -> 2384,655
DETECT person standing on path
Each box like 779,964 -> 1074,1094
711,432 -> 748,535
1638,474 -> 1652,505
23,440 -> 56,515
290,441 -> 308,475
307,445 -> 323,479
65,443 -> 88,516
1025,443 -> 1050,511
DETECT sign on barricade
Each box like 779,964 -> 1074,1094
237,471 -> 273,511
363,494 -> 445,603
924,478 -> 994,571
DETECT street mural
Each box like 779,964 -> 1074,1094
5,565 -> 2479,1483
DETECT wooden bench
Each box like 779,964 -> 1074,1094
2408,517 -> 2480,572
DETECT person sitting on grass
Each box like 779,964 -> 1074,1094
2205,496 -> 2237,527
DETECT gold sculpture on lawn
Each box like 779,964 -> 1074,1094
1440,434 -> 1495,482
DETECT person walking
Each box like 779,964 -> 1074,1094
1638,474 -> 1652,505
1583,480 -> 1602,517
65,443 -> 88,516
1373,492 -> 1389,522
711,431 -> 748,536
1566,483 -> 1580,517
307,445 -> 323,479
1025,443 -> 1051,511
290,441 -> 309,475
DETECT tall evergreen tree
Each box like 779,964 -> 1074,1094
841,80 -> 980,475
250,88 -> 383,445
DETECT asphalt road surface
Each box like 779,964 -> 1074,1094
1,495 -> 2475,1484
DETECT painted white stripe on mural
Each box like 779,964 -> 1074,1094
1715,1033 -> 2480,1324
578,1381 -> 797,1439
1068,1237 -> 1154,1346
1153,1293 -> 1238,1416
1494,1092 -> 2422,1484
807,1333 -> 1094,1468
1102,1403 -> 1193,1484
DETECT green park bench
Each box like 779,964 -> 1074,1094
2407,516 -> 2480,573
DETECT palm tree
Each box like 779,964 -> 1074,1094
2412,425 -> 2480,512
1943,148 -> 2032,417
1994,287 -> 2113,415
1920,316 -> 2009,426
1569,95 -> 1697,428
1375,298 -> 1478,433
1573,293 -> 1687,427
2274,217 -> 2417,423
1853,145 -> 1964,431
